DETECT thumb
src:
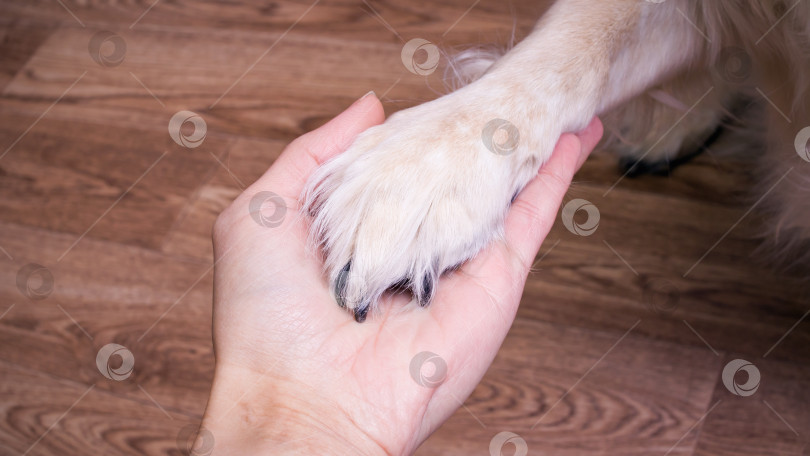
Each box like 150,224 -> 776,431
257,91 -> 386,197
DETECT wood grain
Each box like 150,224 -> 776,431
0,360 -> 204,456
419,319 -> 722,455
1,0 -> 808,455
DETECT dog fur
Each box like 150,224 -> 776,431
303,0 -> 810,321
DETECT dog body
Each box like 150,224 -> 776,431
304,0 -> 810,319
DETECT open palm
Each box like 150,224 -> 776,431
201,93 -> 602,456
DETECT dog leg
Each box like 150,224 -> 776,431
303,0 -> 703,318
603,69 -> 741,176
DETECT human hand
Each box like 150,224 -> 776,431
199,92 -> 603,455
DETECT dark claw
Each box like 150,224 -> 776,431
354,304 -> 369,323
335,261 -> 351,308
417,274 -> 434,307
389,277 -> 410,293
334,261 -> 370,322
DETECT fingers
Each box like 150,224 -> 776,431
502,117 -> 604,270
254,91 -> 386,199
575,117 -> 604,169
428,118 -> 603,347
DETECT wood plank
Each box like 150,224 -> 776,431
1,24 -> 440,140
0,360 -> 202,456
519,236 -> 810,364
0,112 -> 226,249
0,0 -> 544,42
0,19 -> 56,92
417,318 -> 722,455
161,137 -> 285,261
0,222 -> 215,414
694,355 -> 810,456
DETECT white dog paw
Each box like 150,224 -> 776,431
302,92 -> 550,321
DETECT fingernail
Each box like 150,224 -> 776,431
352,90 -> 377,106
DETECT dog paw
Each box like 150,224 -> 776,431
302,93 -> 547,321
616,122 -> 726,177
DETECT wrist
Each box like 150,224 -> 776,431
199,364 -> 390,455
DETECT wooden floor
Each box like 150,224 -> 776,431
1,0 -> 808,454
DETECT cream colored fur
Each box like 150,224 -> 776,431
303,0 -> 810,318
